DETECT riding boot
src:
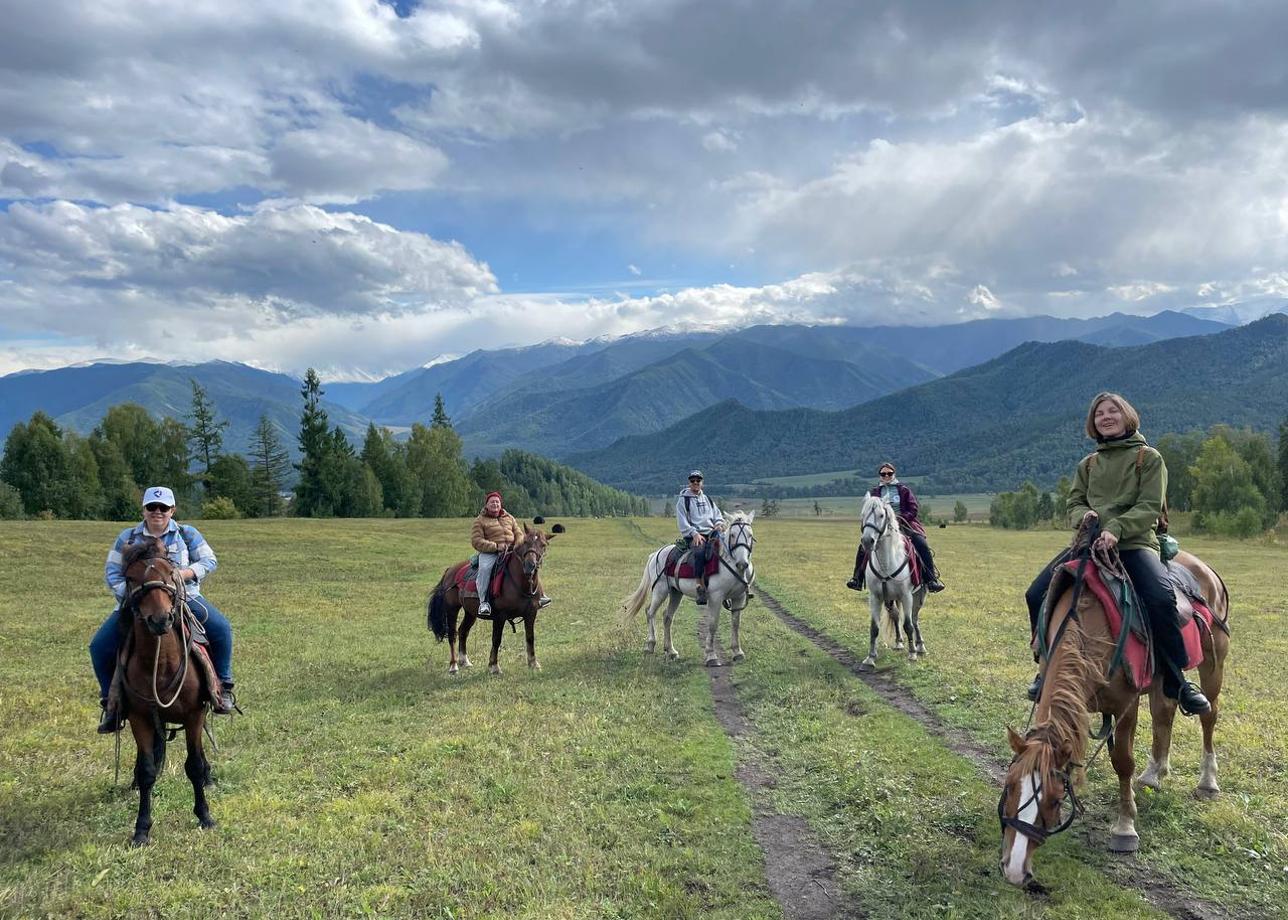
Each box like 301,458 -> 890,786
97,699 -> 122,734
926,574 -> 945,593
213,682 -> 236,715
846,567 -> 865,591
1177,681 -> 1211,716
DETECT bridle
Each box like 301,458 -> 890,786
717,520 -> 756,589
997,758 -> 1082,846
123,555 -> 192,709
518,538 -> 547,599
862,501 -> 909,584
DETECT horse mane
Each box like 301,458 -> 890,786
727,510 -> 753,526
122,535 -> 167,570
1024,611 -> 1106,773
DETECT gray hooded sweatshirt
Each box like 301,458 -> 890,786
676,488 -> 723,538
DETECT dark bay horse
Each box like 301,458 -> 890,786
116,537 -> 216,846
427,523 -> 561,676
999,521 -> 1230,885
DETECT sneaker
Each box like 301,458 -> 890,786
1177,681 -> 1211,716
97,700 -> 122,734
478,601 -> 492,617
213,683 -> 236,715
538,595 -> 552,609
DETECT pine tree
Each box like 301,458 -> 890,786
249,413 -> 290,517
294,368 -> 331,516
186,379 -> 228,480
431,393 -> 452,429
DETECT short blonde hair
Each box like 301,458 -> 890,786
1084,392 -> 1141,440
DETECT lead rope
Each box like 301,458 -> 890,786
151,575 -> 191,709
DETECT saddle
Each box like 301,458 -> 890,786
663,542 -> 721,579
106,605 -> 223,720
454,550 -> 511,599
1041,556 -> 1216,692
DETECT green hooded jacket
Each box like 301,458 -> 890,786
1065,430 -> 1165,553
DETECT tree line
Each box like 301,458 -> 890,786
989,424 -> 1288,536
0,370 -> 647,520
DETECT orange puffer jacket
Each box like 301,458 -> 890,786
471,511 -> 524,554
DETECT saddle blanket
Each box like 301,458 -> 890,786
453,555 -> 508,599
663,544 -> 721,580
1062,560 -> 1212,692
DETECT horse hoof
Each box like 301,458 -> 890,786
915,644 -> 927,656
645,641 -> 656,654
667,650 -> 680,660
1195,783 -> 1220,799
705,658 -> 722,668
130,833 -> 150,848
907,652 -> 918,661
859,658 -> 876,672
894,641 -> 905,650
1108,833 -> 1139,853
489,666 -> 502,676
199,817 -> 217,830
462,658 -> 473,669
529,660 -> 542,671
732,651 -> 745,662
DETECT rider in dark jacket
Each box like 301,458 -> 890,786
846,462 -> 944,593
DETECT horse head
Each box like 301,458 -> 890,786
998,726 -> 1081,886
724,511 -> 756,574
121,536 -> 183,637
859,495 -> 893,553
518,522 -> 564,594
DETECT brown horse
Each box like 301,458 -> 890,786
115,537 -> 216,846
427,523 -> 561,675
999,522 -> 1230,885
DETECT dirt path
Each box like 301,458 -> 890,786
756,587 -> 1241,920
703,627 -> 866,919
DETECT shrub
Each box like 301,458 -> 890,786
201,496 -> 242,520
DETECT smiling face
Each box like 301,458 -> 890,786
1092,398 -> 1127,440
143,501 -> 175,534
485,495 -> 502,515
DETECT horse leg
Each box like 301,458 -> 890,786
1108,699 -> 1141,852
899,588 -> 916,660
912,589 -> 927,656
644,582 -> 664,654
488,614 -> 505,676
129,713 -> 164,846
458,605 -> 474,670
184,714 -> 216,829
704,593 -> 722,668
525,613 -> 540,671
1195,633 -> 1226,796
729,599 -> 745,662
1137,683 -> 1175,791
445,602 -> 462,675
889,600 -> 905,650
662,590 -> 683,660
860,592 -> 882,671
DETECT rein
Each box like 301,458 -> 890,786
863,503 -> 910,586
717,521 -> 756,591
997,761 -> 1083,845
123,560 -> 192,710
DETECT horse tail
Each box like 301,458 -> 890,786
621,556 -> 655,624
879,601 -> 900,647
428,568 -> 454,641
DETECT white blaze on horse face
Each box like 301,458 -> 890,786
1003,773 -> 1038,885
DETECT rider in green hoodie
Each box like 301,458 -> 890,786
1024,392 -> 1210,716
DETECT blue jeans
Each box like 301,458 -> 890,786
90,596 -> 233,700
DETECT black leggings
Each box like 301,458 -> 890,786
1026,548 -> 1186,696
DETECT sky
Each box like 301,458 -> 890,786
1,0 -> 1287,380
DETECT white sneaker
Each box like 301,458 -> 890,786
478,601 -> 492,616
538,595 -> 552,608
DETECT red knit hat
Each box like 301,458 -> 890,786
485,491 -> 503,503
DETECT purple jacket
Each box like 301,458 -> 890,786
868,483 -> 927,536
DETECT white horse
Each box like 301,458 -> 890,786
857,494 -> 927,670
622,512 -> 756,667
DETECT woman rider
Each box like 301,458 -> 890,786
846,462 -> 945,593
470,491 -> 551,615
1023,392 -> 1210,715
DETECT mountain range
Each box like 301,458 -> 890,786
567,314 -> 1288,494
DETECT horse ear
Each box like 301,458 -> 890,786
746,511 -> 755,523
523,522 -> 531,534
1007,726 -> 1026,755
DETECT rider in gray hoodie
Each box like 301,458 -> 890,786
675,470 -> 724,605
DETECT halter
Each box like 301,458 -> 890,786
717,520 -> 756,590
519,541 -> 546,598
123,556 -> 192,709
997,760 -> 1082,845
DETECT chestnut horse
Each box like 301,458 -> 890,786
427,523 -> 561,675
998,520 -> 1230,886
115,537 -> 216,846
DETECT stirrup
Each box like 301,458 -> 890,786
213,684 -> 237,715
478,601 -> 492,617
1177,682 -> 1211,717
97,701 -> 122,734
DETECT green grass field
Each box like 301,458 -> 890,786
2,519 -> 1284,918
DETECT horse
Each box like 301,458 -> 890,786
427,523 -> 560,676
998,520 -> 1230,886
114,537 -> 217,846
856,494 -> 927,671
621,511 -> 756,667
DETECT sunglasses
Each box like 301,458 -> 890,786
144,503 -> 173,512
879,470 -> 895,477
689,477 -> 703,483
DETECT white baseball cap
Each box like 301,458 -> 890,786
142,486 -> 176,508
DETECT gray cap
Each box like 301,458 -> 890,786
688,470 -> 704,480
